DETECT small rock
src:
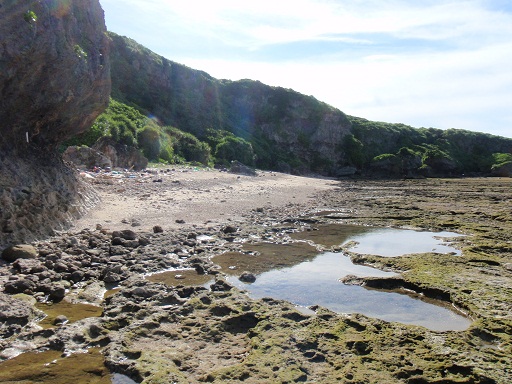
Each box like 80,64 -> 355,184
222,226 -> 237,234
3,279 -> 37,294
112,230 -> 137,241
138,237 -> 150,246
13,258 -> 45,274
238,272 -> 257,283
1,245 -> 38,262
175,219 -> 186,224
153,225 -> 164,233
70,270 -> 85,283
53,315 -> 68,326
49,285 -> 66,302
210,279 -> 233,292
123,240 -> 140,248
111,237 -> 124,246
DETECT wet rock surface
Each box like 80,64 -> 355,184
0,174 -> 510,383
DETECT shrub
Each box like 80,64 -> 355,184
165,127 -> 211,165
215,136 -> 255,166
138,123 -> 161,160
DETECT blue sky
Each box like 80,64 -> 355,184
100,0 -> 512,138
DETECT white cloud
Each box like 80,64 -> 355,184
100,0 -> 512,137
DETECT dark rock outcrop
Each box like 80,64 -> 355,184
229,160 -> 257,176
63,145 -> 113,170
491,161 -> 512,177
0,293 -> 39,338
93,137 -> 148,171
0,0 -> 110,150
0,0 -> 110,249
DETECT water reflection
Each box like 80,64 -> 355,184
347,228 -> 463,256
290,224 -> 374,248
291,224 -> 463,256
215,250 -> 470,331
213,242 -> 319,275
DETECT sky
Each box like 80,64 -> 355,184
99,0 -> 512,138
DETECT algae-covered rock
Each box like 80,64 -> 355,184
1,244 -> 38,262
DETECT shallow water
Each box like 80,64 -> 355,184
145,268 -> 214,287
112,373 -> 139,384
35,301 -> 103,328
215,249 -> 471,331
0,348 -> 110,384
291,224 -> 463,256
347,228 -> 463,256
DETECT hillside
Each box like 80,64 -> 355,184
84,32 -> 512,177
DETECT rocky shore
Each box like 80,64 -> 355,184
1,168 -> 511,383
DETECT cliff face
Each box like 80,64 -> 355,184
109,33 -> 352,174
0,0 -> 110,249
0,0 -> 110,150
109,33 -> 511,177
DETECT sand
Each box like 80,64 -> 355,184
73,166 -> 337,232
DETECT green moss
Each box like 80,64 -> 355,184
24,10 -> 37,23
73,44 -> 88,59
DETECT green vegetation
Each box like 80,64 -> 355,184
211,134 -> 255,166
63,33 -> 511,176
23,10 -> 37,23
73,44 -> 88,59
491,153 -> 512,169
164,126 -> 211,165
65,99 -> 231,167
349,116 -> 511,176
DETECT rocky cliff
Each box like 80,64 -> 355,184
109,33 -> 352,174
0,0 -> 110,249
108,33 -> 512,177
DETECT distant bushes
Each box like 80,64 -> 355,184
349,116 -> 512,176
65,99 -> 259,167
65,90 -> 511,177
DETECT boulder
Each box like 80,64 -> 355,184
491,162 -> 512,177
229,161 -> 257,176
63,146 -> 112,170
3,278 -> 37,294
335,166 -> 357,177
13,258 -> 46,274
2,244 -> 38,262
93,137 -> 148,171
112,229 -> 138,241
0,293 -> 38,338
221,225 -> 238,234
